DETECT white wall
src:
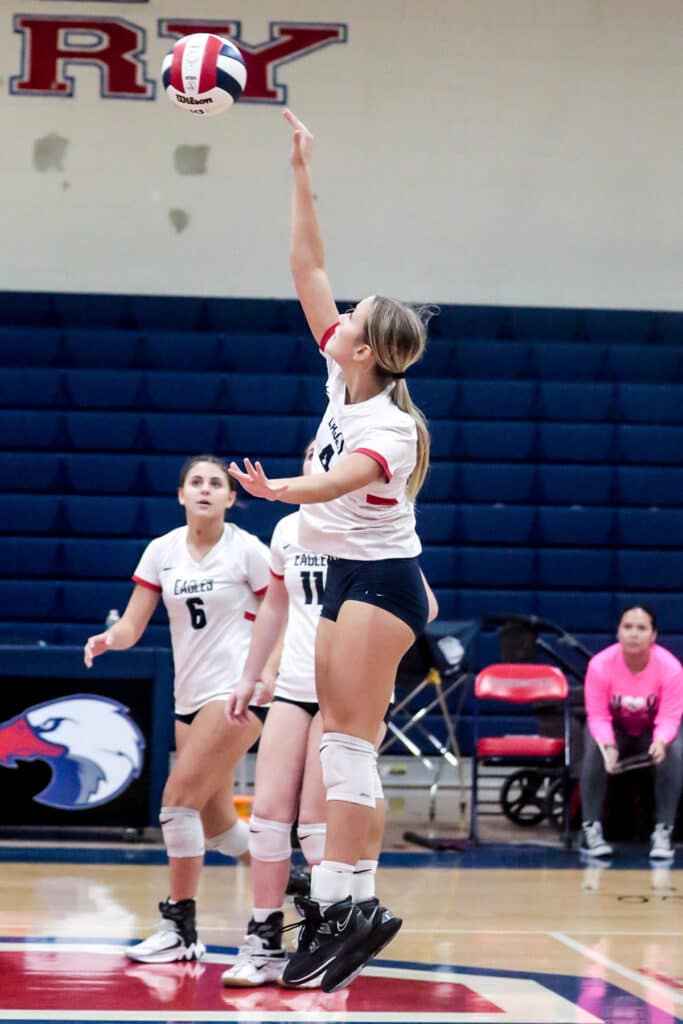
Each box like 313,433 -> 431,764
2,0 -> 682,310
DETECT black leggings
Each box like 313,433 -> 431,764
580,721 -> 683,826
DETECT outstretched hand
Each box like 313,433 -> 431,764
228,459 -> 288,502
283,109 -> 314,169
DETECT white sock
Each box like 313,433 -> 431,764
311,860 -> 354,908
252,907 -> 280,923
352,859 -> 378,902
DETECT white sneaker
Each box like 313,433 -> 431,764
127,899 -> 206,964
580,821 -> 613,859
221,933 -> 286,988
650,824 -> 675,861
127,924 -> 206,963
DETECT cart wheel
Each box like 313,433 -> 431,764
545,777 -> 567,831
500,769 -> 548,826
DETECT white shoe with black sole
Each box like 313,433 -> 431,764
222,913 -> 286,987
127,898 -> 206,964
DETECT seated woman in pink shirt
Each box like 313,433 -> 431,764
580,605 -> 683,862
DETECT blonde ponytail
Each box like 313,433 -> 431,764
364,296 -> 434,502
391,380 -> 431,501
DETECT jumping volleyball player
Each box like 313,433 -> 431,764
227,109 -> 434,992
84,455 -> 270,963
223,442 -> 437,987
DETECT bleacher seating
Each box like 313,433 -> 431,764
2,291 -> 683,745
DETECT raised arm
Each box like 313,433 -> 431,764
283,109 -> 339,346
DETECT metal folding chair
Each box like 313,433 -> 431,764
380,618 -> 480,820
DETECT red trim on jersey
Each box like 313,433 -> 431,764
199,34 -> 222,93
244,611 -> 256,621
270,569 -> 285,580
131,575 -> 162,593
366,494 -> 398,506
170,37 -> 187,93
354,447 -> 392,482
254,586 -> 268,597
319,322 -> 339,352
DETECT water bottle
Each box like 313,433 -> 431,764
105,609 -> 121,630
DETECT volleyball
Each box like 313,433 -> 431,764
161,33 -> 247,117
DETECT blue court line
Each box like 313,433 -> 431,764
0,841 -> 678,869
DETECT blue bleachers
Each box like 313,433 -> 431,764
459,421 -> 535,461
0,327 -> 62,367
0,452 -> 65,492
537,506 -> 615,546
415,504 -> 458,544
617,508 -> 683,548
459,505 -> 536,545
62,538 -> 147,579
0,538 -> 62,576
63,496 -> 144,536
537,465 -> 615,505
617,383 -> 683,424
0,495 -> 65,534
617,424 -> 683,465
617,466 -> 683,506
537,548 -> 614,588
606,345 -> 683,383
528,343 -> 607,380
459,548 -> 535,587
455,340 -> 529,379
460,463 -> 536,503
63,453 -> 145,494
616,551 -> 683,591
2,293 -> 682,678
457,381 -> 535,420
537,381 -> 614,422
63,329 -> 143,369
64,370 -> 143,409
536,423 -> 616,464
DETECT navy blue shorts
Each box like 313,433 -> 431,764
321,556 -> 429,639
175,704 -> 268,725
273,696 -> 319,718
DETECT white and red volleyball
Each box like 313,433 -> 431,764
161,33 -> 247,117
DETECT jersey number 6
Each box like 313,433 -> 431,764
186,597 -> 207,630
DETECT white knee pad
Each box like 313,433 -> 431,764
205,818 -> 250,858
248,815 -> 292,862
297,821 -> 326,865
320,732 -> 377,808
160,805 -> 204,859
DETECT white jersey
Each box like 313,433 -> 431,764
298,340 -> 422,560
133,523 -> 270,715
270,511 -> 326,704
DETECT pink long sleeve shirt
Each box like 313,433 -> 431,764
584,642 -> 683,745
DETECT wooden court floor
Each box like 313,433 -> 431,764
0,834 -> 681,1024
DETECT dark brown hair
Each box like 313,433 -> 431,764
178,454 -> 235,492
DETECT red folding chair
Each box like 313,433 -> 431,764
470,663 -> 571,847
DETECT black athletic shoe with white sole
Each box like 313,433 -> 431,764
280,896 -> 372,989
320,897 -> 403,992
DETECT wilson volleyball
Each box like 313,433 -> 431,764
162,34 -> 247,116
